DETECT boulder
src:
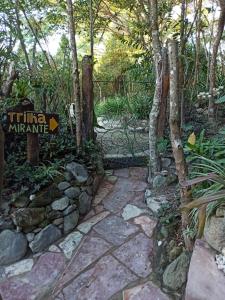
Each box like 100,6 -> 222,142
79,192 -> 92,215
29,184 -> 61,207
11,208 -> 46,228
64,187 -> 81,199
163,252 -> 190,290
57,181 -> 71,191
66,162 -> 88,183
63,204 -> 77,216
64,210 -> 79,234
29,224 -> 62,253
0,230 -> 27,265
204,216 -> 225,252
51,196 -> 70,211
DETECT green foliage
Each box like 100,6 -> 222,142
95,93 -> 152,120
157,137 -> 170,155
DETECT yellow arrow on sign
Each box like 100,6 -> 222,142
49,117 -> 59,131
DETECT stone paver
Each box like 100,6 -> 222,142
0,252 -> 66,300
129,167 -> 148,181
77,211 -> 110,234
113,233 -> 153,278
93,215 -> 139,246
61,255 -> 137,300
122,204 -> 148,221
59,231 -> 83,259
103,190 -> 135,213
54,236 -> 112,293
185,239 -> 225,300
114,168 -> 129,178
123,281 -> 170,300
134,216 -> 157,238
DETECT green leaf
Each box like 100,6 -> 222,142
215,95 -> 225,104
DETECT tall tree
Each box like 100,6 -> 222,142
66,0 -> 82,151
168,39 -> 192,250
208,0 -> 225,125
148,0 -> 162,181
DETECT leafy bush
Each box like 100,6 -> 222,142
95,93 -> 152,119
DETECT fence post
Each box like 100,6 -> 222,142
82,55 -> 94,142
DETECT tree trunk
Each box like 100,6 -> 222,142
157,47 -> 169,138
66,0 -> 82,152
0,124 -> 4,204
90,0 -> 94,58
82,55 -> 94,141
208,0 -> 225,124
148,0 -> 163,182
168,40 -> 193,251
14,0 -> 32,74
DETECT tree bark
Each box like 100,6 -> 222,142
82,55 -> 94,141
148,0 -> 163,182
168,40 -> 193,251
157,47 -> 169,138
208,0 -> 225,124
0,124 -> 4,204
66,0 -> 82,152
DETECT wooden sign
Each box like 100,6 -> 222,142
6,111 -> 59,134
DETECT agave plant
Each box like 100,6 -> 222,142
181,155 -> 225,238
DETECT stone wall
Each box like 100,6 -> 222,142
0,161 -> 103,266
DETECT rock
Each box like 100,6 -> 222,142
105,175 -> 118,184
64,187 -> 81,199
47,210 -> 63,221
81,186 -> 93,196
59,231 -> 83,259
0,230 -> 27,265
168,246 -> 183,262
216,207 -> 225,217
26,233 -> 35,242
204,216 -> 225,251
53,218 -> 64,226
161,158 -> 172,169
153,175 -> 167,189
4,259 -> 34,278
78,192 -> 92,215
11,208 -> 46,228
123,281 -> 170,300
63,204 -> 77,216
64,210 -> 79,234
29,224 -> 62,253
185,239 -> 225,300
122,204 -> 147,221
163,252 -> 190,290
66,162 -> 88,183
51,196 -> 70,211
57,181 -> 71,191
33,228 -> 42,234
86,175 -> 94,185
145,189 -> 152,198
0,216 -> 14,230
146,196 -> 168,214
29,184 -> 62,207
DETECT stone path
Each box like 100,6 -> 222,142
0,167 -> 170,300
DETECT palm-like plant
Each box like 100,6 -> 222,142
181,155 -> 225,238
